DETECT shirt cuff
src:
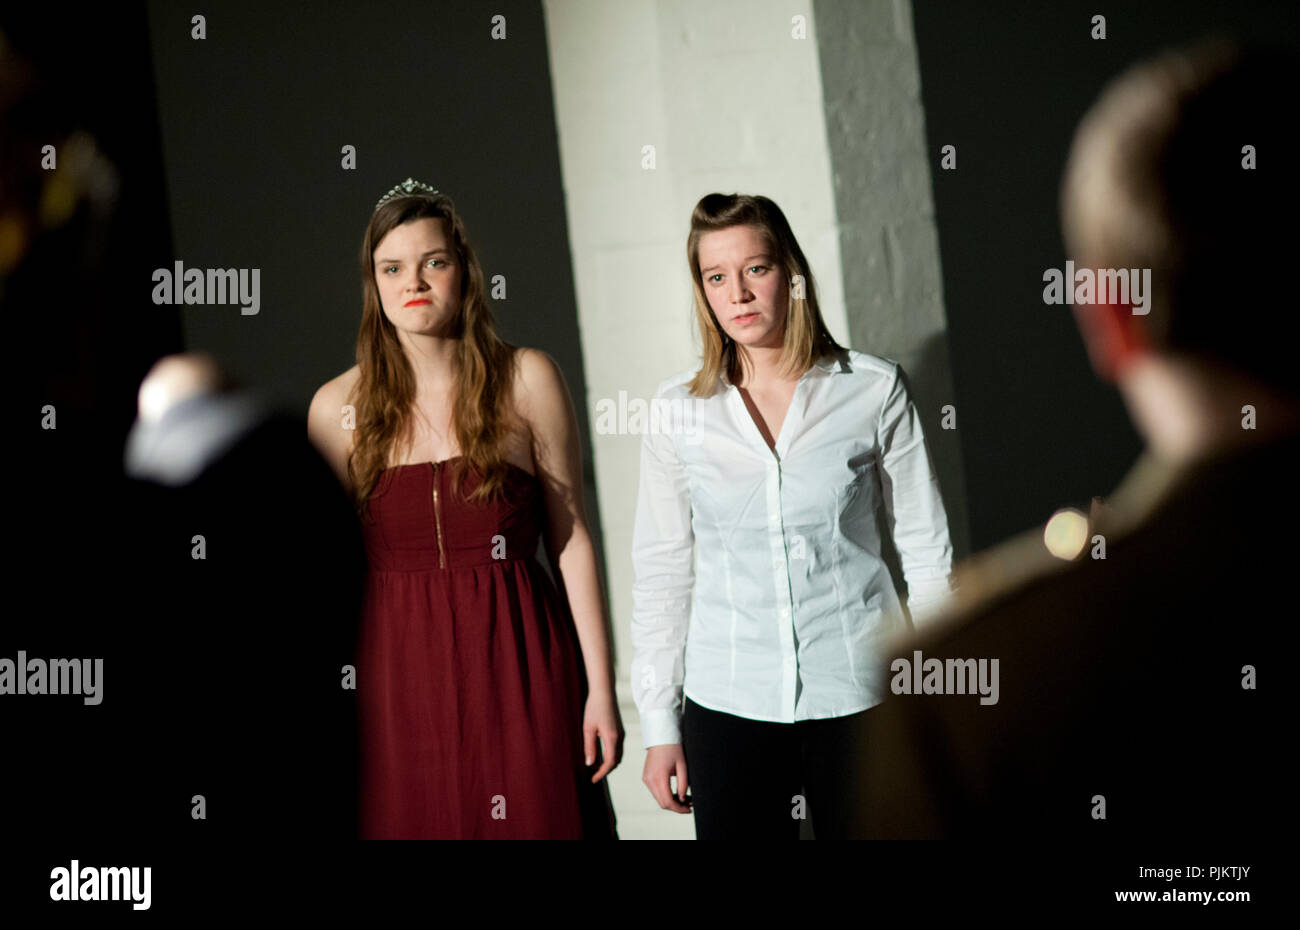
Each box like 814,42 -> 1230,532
640,707 -> 683,749
907,577 -> 956,624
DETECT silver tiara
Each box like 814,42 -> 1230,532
374,177 -> 440,211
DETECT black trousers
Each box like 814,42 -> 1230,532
681,696 -> 873,839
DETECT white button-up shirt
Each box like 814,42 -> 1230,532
630,349 -> 955,748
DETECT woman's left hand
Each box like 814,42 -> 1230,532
583,689 -> 624,782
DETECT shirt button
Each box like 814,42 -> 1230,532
781,607 -> 791,618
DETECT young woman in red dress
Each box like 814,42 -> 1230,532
308,179 -> 620,838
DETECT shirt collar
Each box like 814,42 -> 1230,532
1095,453 -> 1185,539
719,351 -> 847,388
1097,430 -> 1300,539
813,351 -> 848,374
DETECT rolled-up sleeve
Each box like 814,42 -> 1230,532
876,363 -> 955,626
629,398 -> 695,749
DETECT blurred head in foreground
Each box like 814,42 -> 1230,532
1060,39 -> 1300,459
860,40 -> 1300,841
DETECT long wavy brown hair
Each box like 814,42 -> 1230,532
686,193 -> 844,396
347,191 -> 520,520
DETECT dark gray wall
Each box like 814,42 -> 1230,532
144,0 -> 609,589
145,0 -> 583,411
912,0 -> 1298,550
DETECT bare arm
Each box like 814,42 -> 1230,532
514,348 -> 621,780
515,349 -> 621,775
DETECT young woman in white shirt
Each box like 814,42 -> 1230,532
631,193 -> 956,839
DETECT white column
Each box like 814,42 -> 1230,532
543,0 -> 847,689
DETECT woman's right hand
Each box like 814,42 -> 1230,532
642,744 -> 692,813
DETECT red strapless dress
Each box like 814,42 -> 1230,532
358,457 -> 617,839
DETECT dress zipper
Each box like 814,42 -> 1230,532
432,460 -> 446,569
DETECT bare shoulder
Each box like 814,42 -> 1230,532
512,347 -> 568,415
510,348 -> 580,474
308,364 -> 360,483
514,346 -> 562,388
327,364 -> 361,401
309,365 -> 360,420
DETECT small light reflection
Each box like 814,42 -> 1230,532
1044,508 -> 1090,560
